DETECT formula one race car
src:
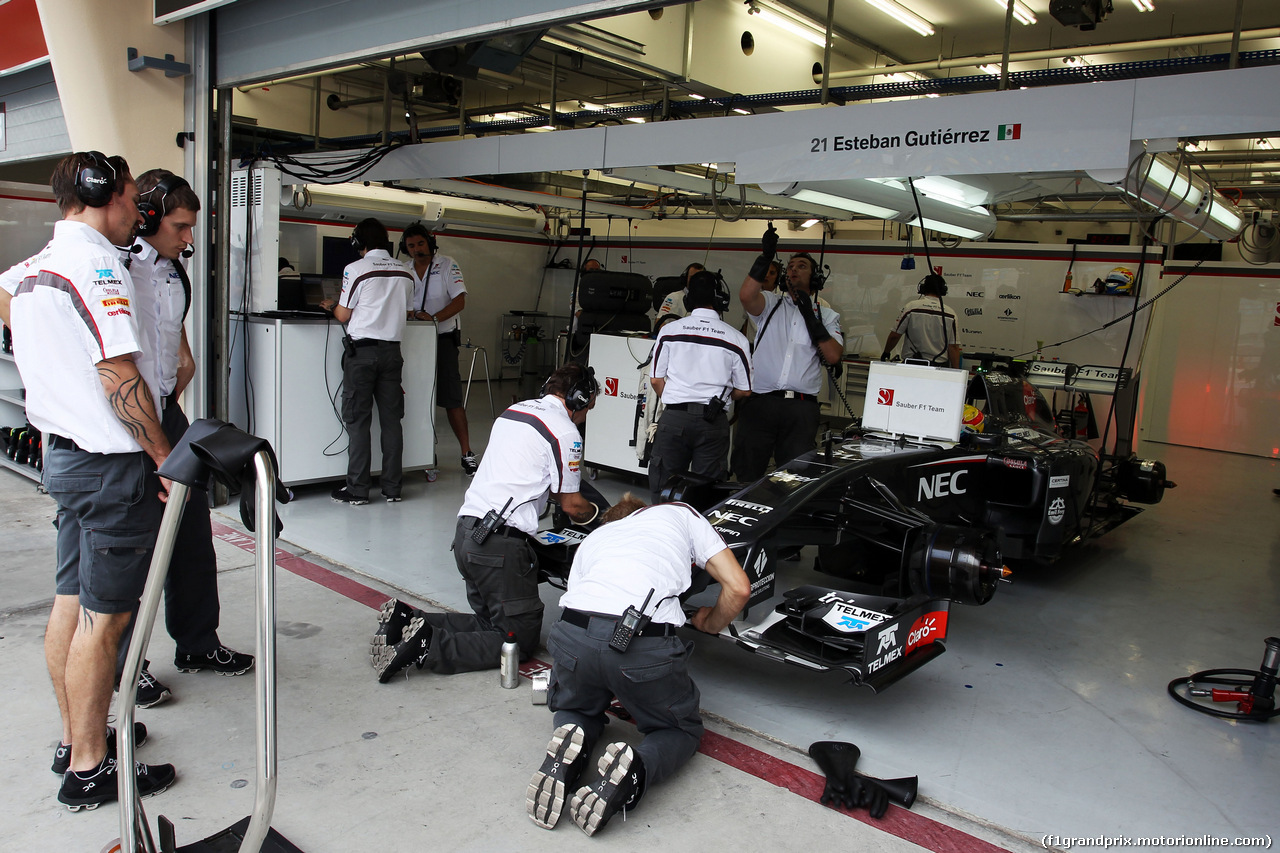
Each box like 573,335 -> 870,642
532,357 -> 1173,691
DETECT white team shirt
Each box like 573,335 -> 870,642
129,239 -> 188,396
893,296 -> 958,364
749,290 -> 844,395
8,220 -> 158,454
560,502 -> 728,626
409,253 -> 466,334
339,249 -> 413,342
458,395 -> 583,535
656,288 -> 688,319
651,308 -> 752,404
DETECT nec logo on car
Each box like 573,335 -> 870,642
877,388 -> 894,406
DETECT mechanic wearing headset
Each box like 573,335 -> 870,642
525,494 -> 750,836
655,261 -> 706,320
320,217 -> 414,505
733,224 -> 844,482
403,223 -> 478,476
3,152 -> 177,809
372,362 -> 604,682
111,169 -> 254,710
881,273 -> 960,368
647,271 -> 752,503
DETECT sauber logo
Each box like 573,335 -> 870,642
906,611 -> 948,653
604,377 -> 619,396
877,388 -> 894,406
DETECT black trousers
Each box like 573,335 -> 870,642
116,402 -> 223,677
421,516 -> 542,674
648,407 -> 729,502
341,341 -> 404,498
730,393 -> 820,483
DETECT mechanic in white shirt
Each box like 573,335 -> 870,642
654,261 -> 706,320
117,169 -> 253,704
372,362 -> 602,683
5,152 -> 176,810
648,271 -> 752,502
526,496 -> 750,836
734,225 -> 844,482
882,273 -> 960,368
320,218 -> 414,504
403,224 -> 477,475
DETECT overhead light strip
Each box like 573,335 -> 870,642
990,0 -> 1037,26
861,0 -> 935,37
749,4 -> 829,48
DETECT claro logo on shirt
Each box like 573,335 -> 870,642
101,297 -> 130,308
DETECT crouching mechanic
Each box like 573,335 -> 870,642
372,362 -> 604,681
526,494 -> 751,836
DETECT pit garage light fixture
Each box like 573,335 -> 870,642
991,0 -> 1038,25
745,1 -> 828,48
862,0 -> 935,37
1092,152 -> 1244,241
759,179 -> 997,239
1131,0 -> 1154,11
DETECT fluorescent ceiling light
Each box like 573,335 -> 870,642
911,176 -> 989,207
1143,156 -> 1202,208
792,188 -> 901,220
800,218 -> 821,229
861,0 -> 935,37
528,125 -> 556,132
733,107 -> 751,115
699,163 -> 718,170
749,4 -> 828,48
1100,153 -> 1243,240
1131,0 -> 1155,11
579,101 -> 604,111
990,0 -> 1037,25
905,216 -> 988,240
1203,196 -> 1243,232
978,64 -> 1002,76
626,116 -> 646,123
687,93 -> 706,100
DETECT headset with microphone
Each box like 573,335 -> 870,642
399,222 -> 437,258
136,175 -> 191,238
683,269 -> 732,314
540,365 -> 600,412
74,151 -> 120,208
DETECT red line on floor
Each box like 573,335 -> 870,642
212,520 -> 1006,853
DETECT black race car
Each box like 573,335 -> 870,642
533,358 -> 1173,691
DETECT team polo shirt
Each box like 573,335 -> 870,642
339,249 -> 413,342
9,220 -> 157,454
893,296 -> 958,364
409,253 -> 466,334
129,239 -> 188,396
458,395 -> 583,535
560,502 -> 728,626
749,290 -> 844,395
655,288 -> 688,319
651,308 -> 752,405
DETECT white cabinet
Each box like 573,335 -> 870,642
229,317 -> 437,486
0,349 -> 40,482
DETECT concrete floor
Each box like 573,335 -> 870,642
2,389 -> 1277,852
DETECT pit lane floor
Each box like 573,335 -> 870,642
2,401 -> 1275,851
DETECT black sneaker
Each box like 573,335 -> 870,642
527,723 -> 589,829
51,723 -> 148,775
369,599 -> 416,666
384,494 -> 403,503
132,667 -> 173,709
331,486 -> 369,506
57,755 -> 176,812
568,743 -> 645,837
175,646 -> 254,676
372,615 -> 432,683
461,452 -> 479,477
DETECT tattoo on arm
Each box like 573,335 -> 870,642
97,363 -> 161,445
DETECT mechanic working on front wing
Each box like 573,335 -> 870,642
525,493 -> 751,836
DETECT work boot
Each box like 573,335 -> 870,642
51,722 -> 148,775
568,743 -> 646,836
526,723 -> 589,829
370,599 -> 416,666
57,755 -> 176,812
372,616 -> 432,683
175,645 -> 254,676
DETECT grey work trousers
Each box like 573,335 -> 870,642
546,615 -> 703,787
648,407 -> 729,503
341,341 -> 404,499
422,516 -> 542,674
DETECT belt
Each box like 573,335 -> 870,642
561,607 -> 677,638
665,401 -> 715,414
351,338 -> 398,349
765,390 -> 816,402
459,514 -> 527,539
48,434 -> 81,452
162,392 -> 179,411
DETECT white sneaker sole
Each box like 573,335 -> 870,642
526,724 -> 586,829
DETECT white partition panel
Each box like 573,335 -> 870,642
1141,262 -> 1280,459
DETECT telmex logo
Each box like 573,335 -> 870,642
965,308 -> 982,316
966,291 -> 984,298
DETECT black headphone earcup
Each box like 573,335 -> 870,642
75,152 -> 116,208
